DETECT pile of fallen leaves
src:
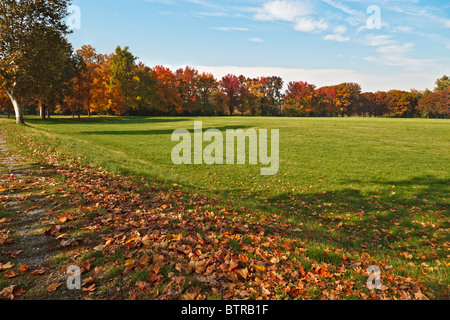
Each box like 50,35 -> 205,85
0,129 -> 439,300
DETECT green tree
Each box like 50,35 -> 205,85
435,75 -> 450,92
0,0 -> 72,124
109,46 -> 138,115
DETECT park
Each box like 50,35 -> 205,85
0,0 -> 449,302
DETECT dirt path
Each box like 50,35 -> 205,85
0,134 -> 78,299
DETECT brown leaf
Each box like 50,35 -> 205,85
60,239 -> 77,247
82,277 -> 95,286
136,281 -> 150,291
0,285 -> 16,300
238,267 -> 249,279
82,284 -> 96,292
4,270 -> 19,279
8,249 -> 23,258
153,254 -> 165,267
0,217 -> 12,224
31,268 -> 46,276
182,292 -> 197,300
46,283 -> 62,292
80,261 -> 91,273
13,286 -> 26,298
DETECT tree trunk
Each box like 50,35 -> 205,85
40,106 -> 46,119
5,89 -> 25,125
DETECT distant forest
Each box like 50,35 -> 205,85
1,44 -> 449,119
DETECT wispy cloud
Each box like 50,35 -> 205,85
255,0 -> 313,22
294,17 -> 328,32
324,25 -> 349,42
212,27 -> 249,32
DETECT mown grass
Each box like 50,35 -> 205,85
1,115 -> 449,298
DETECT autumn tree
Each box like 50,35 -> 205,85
438,88 -> 450,118
386,90 -> 418,117
418,91 -> 441,118
153,66 -> 182,115
176,67 -> 200,115
90,53 -> 111,114
0,0 -> 72,124
109,46 -> 138,115
69,45 -> 107,116
220,74 -> 243,115
263,76 -> 284,116
197,72 -> 218,116
0,89 -> 13,116
64,53 -> 87,118
318,86 -> 339,116
284,81 -> 317,116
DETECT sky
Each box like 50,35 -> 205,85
68,0 -> 450,92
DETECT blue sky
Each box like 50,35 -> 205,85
68,0 -> 450,92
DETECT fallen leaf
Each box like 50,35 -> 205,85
254,264 -> 266,273
60,239 -> 77,247
8,250 -> 23,258
4,270 -> 19,279
182,292 -> 197,300
153,254 -> 165,267
0,285 -> 15,300
136,281 -> 150,291
238,268 -> 249,279
125,259 -> 135,268
82,284 -> 96,292
31,268 -> 46,275
82,277 -> 95,286
46,283 -> 62,292
18,264 -> 29,272
0,262 -> 14,270
93,244 -> 105,251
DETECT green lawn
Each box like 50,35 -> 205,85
1,115 -> 449,298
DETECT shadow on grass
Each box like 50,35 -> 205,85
24,116 -> 192,126
77,125 -> 254,136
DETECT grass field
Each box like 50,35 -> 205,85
0,115 -> 449,299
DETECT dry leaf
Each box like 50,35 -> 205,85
82,284 -> 96,292
31,268 -> 46,275
18,264 -> 29,272
0,262 -> 14,270
4,270 -> 19,279
46,283 -> 62,292
0,285 -> 16,300
94,244 -> 105,251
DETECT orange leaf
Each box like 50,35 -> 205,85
4,270 -> 19,279
46,283 -> 62,292
136,281 -> 150,291
18,264 -> 29,272
82,284 -> 96,292
82,277 -> 95,286
31,268 -> 46,276
254,264 -> 266,273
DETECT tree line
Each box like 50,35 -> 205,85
1,1 -> 449,124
